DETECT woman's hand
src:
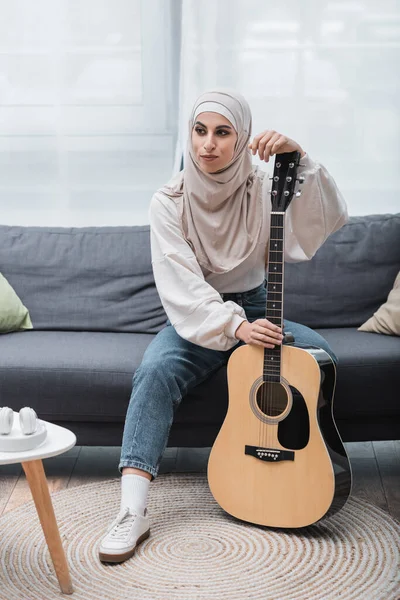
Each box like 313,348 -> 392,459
235,319 -> 283,348
248,130 -> 306,163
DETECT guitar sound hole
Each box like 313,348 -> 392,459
256,382 -> 288,417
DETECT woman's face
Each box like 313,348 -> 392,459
191,112 -> 238,173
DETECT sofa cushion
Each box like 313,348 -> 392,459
313,327 -> 400,421
0,272 -> 33,333
0,330 -> 152,420
284,214 -> 400,328
358,271 -> 400,335
0,225 -> 167,333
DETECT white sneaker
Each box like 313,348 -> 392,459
98,506 -> 150,563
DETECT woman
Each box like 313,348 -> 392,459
99,89 -> 348,563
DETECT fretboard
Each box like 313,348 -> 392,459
263,212 -> 284,382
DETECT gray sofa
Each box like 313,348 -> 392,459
0,214 -> 399,447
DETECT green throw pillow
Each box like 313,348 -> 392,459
0,272 -> 33,333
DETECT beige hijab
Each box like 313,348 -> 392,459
159,89 -> 264,274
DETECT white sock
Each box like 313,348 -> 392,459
121,474 -> 150,516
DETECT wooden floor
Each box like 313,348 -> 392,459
0,442 -> 399,521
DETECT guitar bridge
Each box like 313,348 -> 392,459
245,445 -> 295,462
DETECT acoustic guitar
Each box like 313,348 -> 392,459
207,151 -> 352,528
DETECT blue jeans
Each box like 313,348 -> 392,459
119,281 -> 337,479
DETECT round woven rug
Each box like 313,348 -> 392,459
0,473 -> 399,600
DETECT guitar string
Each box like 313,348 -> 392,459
265,221 -> 271,450
274,213 -> 280,450
264,217 -> 272,450
263,156 -> 298,453
266,212 -> 283,451
271,215 -> 284,452
263,214 -> 274,448
267,212 -> 276,451
275,214 -> 283,452
266,213 -> 275,451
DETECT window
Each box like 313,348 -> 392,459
0,0 -> 178,226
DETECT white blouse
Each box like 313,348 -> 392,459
149,153 -> 348,351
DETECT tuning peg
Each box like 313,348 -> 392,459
296,176 -> 305,183
295,191 -> 302,197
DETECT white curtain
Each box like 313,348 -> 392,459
0,0 -> 178,226
1,1 -> 399,227
175,0 -> 400,216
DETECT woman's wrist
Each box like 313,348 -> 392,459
234,320 -> 248,340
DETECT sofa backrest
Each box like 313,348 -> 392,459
284,213 -> 400,328
0,225 -> 167,333
1,214 -> 399,333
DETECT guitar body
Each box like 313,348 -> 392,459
207,343 -> 352,528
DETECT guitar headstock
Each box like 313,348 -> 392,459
270,150 -> 303,212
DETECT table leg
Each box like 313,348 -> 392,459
21,459 -> 74,595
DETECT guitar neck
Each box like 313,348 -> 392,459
264,212 -> 284,382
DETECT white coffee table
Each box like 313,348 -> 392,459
0,416 -> 77,595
